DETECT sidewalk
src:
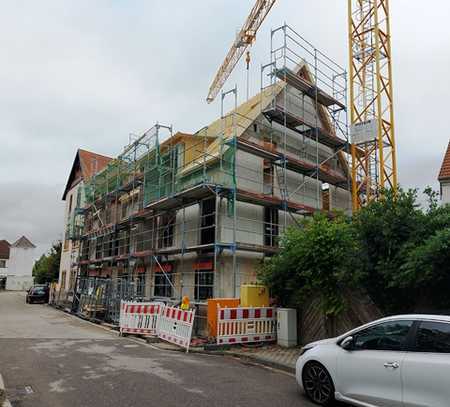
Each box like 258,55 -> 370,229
222,344 -> 301,373
147,339 -> 301,374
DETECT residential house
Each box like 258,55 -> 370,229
58,149 -> 112,295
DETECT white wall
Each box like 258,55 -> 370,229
6,246 -> 35,291
442,181 -> 450,205
6,275 -> 33,291
59,181 -> 83,291
8,246 -> 35,277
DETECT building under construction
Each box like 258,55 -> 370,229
61,25 -> 350,322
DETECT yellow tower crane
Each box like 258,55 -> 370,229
206,0 -> 276,104
206,0 -> 398,211
348,0 -> 397,209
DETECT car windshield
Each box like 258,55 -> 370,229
32,288 -> 45,295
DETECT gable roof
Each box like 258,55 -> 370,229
11,236 -> 36,249
0,240 -> 10,259
181,63 -> 350,182
62,149 -> 112,200
438,141 -> 450,181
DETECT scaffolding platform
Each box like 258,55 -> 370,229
263,107 -> 347,150
236,189 -> 316,216
274,67 -> 345,110
234,138 -> 348,188
144,183 -> 224,212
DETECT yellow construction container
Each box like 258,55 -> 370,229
240,284 -> 269,307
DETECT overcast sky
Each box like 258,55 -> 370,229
1,1 -> 449,258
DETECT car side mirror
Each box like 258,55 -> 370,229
341,336 -> 354,351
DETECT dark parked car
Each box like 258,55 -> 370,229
26,285 -> 49,304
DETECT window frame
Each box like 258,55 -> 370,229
194,269 -> 214,302
343,319 -> 415,352
409,319 -> 450,354
154,272 -> 173,298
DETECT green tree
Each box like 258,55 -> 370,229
259,214 -> 363,316
32,241 -> 62,284
352,188 -> 427,313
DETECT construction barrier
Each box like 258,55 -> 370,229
217,307 -> 277,345
156,305 -> 196,352
120,301 -> 164,336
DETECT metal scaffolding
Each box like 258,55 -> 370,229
63,23 -> 351,330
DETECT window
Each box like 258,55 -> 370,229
69,194 -> 73,213
263,164 -> 274,195
200,198 -> 215,245
0,260 -> 6,268
264,207 -> 279,247
159,213 -> 175,248
415,321 -> 450,353
194,269 -> 214,301
154,272 -> 172,298
136,273 -> 146,298
175,143 -> 184,171
352,320 -> 413,351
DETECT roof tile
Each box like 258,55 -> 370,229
438,141 -> 450,181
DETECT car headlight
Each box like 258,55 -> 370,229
300,345 -> 315,356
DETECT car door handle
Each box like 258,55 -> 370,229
384,362 -> 399,369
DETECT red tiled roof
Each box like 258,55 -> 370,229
78,149 -> 112,180
62,149 -> 112,200
438,141 -> 450,181
0,240 -> 10,259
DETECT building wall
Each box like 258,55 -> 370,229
6,275 -> 34,291
59,181 -> 84,291
441,181 -> 450,205
330,185 -> 352,214
6,246 -> 35,291
0,258 -> 8,276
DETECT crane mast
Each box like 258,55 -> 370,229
206,0 -> 276,103
348,0 -> 397,209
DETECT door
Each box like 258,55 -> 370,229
337,320 -> 413,407
402,320 -> 450,407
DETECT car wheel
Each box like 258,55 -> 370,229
302,361 -> 335,406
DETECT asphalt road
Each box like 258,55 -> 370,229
0,291 -> 317,407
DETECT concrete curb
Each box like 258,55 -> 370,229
0,373 -> 12,407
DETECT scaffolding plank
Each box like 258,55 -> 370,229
274,67 -> 345,110
263,106 -> 348,150
301,128 -> 348,149
236,188 -> 316,216
235,137 -> 349,188
144,183 -> 222,212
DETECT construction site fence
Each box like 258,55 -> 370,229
217,306 -> 277,345
54,277 -> 208,335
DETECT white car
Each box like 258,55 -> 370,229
296,314 -> 450,407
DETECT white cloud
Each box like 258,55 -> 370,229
0,1 -> 448,256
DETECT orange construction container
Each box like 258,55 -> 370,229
207,298 -> 240,338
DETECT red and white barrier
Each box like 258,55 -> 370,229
120,301 -> 164,336
156,305 -> 196,352
217,307 -> 277,345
